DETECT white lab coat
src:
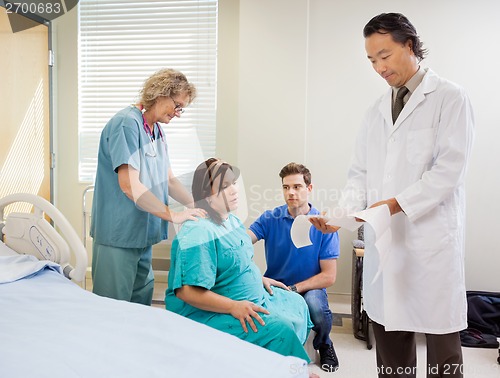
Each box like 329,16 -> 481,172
341,68 -> 475,333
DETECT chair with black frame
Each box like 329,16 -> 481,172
351,225 -> 372,350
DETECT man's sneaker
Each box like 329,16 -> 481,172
319,343 -> 339,372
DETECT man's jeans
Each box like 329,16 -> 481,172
303,288 -> 333,349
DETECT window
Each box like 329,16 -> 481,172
78,0 -> 217,185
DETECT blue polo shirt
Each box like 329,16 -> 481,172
249,204 -> 339,286
90,106 -> 170,248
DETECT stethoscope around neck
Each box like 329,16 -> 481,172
140,105 -> 164,158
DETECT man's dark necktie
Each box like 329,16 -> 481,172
392,86 -> 409,123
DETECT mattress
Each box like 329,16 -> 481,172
0,247 -> 308,378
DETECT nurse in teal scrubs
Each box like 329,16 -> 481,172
166,158 -> 313,362
90,68 -> 205,305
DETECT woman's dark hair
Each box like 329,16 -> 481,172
363,13 -> 427,61
192,158 -> 240,225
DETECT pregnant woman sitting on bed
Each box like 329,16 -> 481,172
166,158 -> 313,363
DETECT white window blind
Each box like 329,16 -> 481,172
78,0 -> 217,185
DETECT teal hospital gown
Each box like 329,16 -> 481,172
165,214 -> 313,362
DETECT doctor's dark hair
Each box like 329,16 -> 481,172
363,13 -> 428,62
140,68 -> 197,110
279,162 -> 311,186
192,158 -> 240,225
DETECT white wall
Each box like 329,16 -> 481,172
236,0 -> 500,293
51,7 -> 83,238
52,0 -> 500,295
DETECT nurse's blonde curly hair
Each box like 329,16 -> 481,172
139,68 -> 197,110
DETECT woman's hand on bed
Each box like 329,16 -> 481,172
230,300 -> 270,333
262,276 -> 288,295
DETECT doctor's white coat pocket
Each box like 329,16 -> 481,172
405,204 -> 450,253
406,128 -> 436,164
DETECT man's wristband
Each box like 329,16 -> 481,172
288,284 -> 298,293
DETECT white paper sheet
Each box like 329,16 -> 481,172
290,205 -> 392,283
353,205 -> 392,284
290,214 -> 315,248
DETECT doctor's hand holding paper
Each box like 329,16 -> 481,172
308,199 -> 400,234
313,12 -> 475,378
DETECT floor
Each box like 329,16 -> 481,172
86,278 -> 500,377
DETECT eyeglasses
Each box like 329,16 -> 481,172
170,96 -> 185,114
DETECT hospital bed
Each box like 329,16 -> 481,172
0,193 -> 308,378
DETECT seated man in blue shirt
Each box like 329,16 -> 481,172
248,162 -> 340,372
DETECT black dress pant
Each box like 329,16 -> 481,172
372,321 -> 463,378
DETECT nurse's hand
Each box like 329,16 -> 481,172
262,276 -> 288,295
170,208 -> 207,223
230,300 -> 270,333
309,217 -> 340,234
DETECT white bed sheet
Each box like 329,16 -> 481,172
0,246 -> 308,378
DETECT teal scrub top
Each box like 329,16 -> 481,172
166,215 -> 313,352
90,106 -> 170,248
167,215 -> 264,315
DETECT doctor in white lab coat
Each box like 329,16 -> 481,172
311,13 -> 474,378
